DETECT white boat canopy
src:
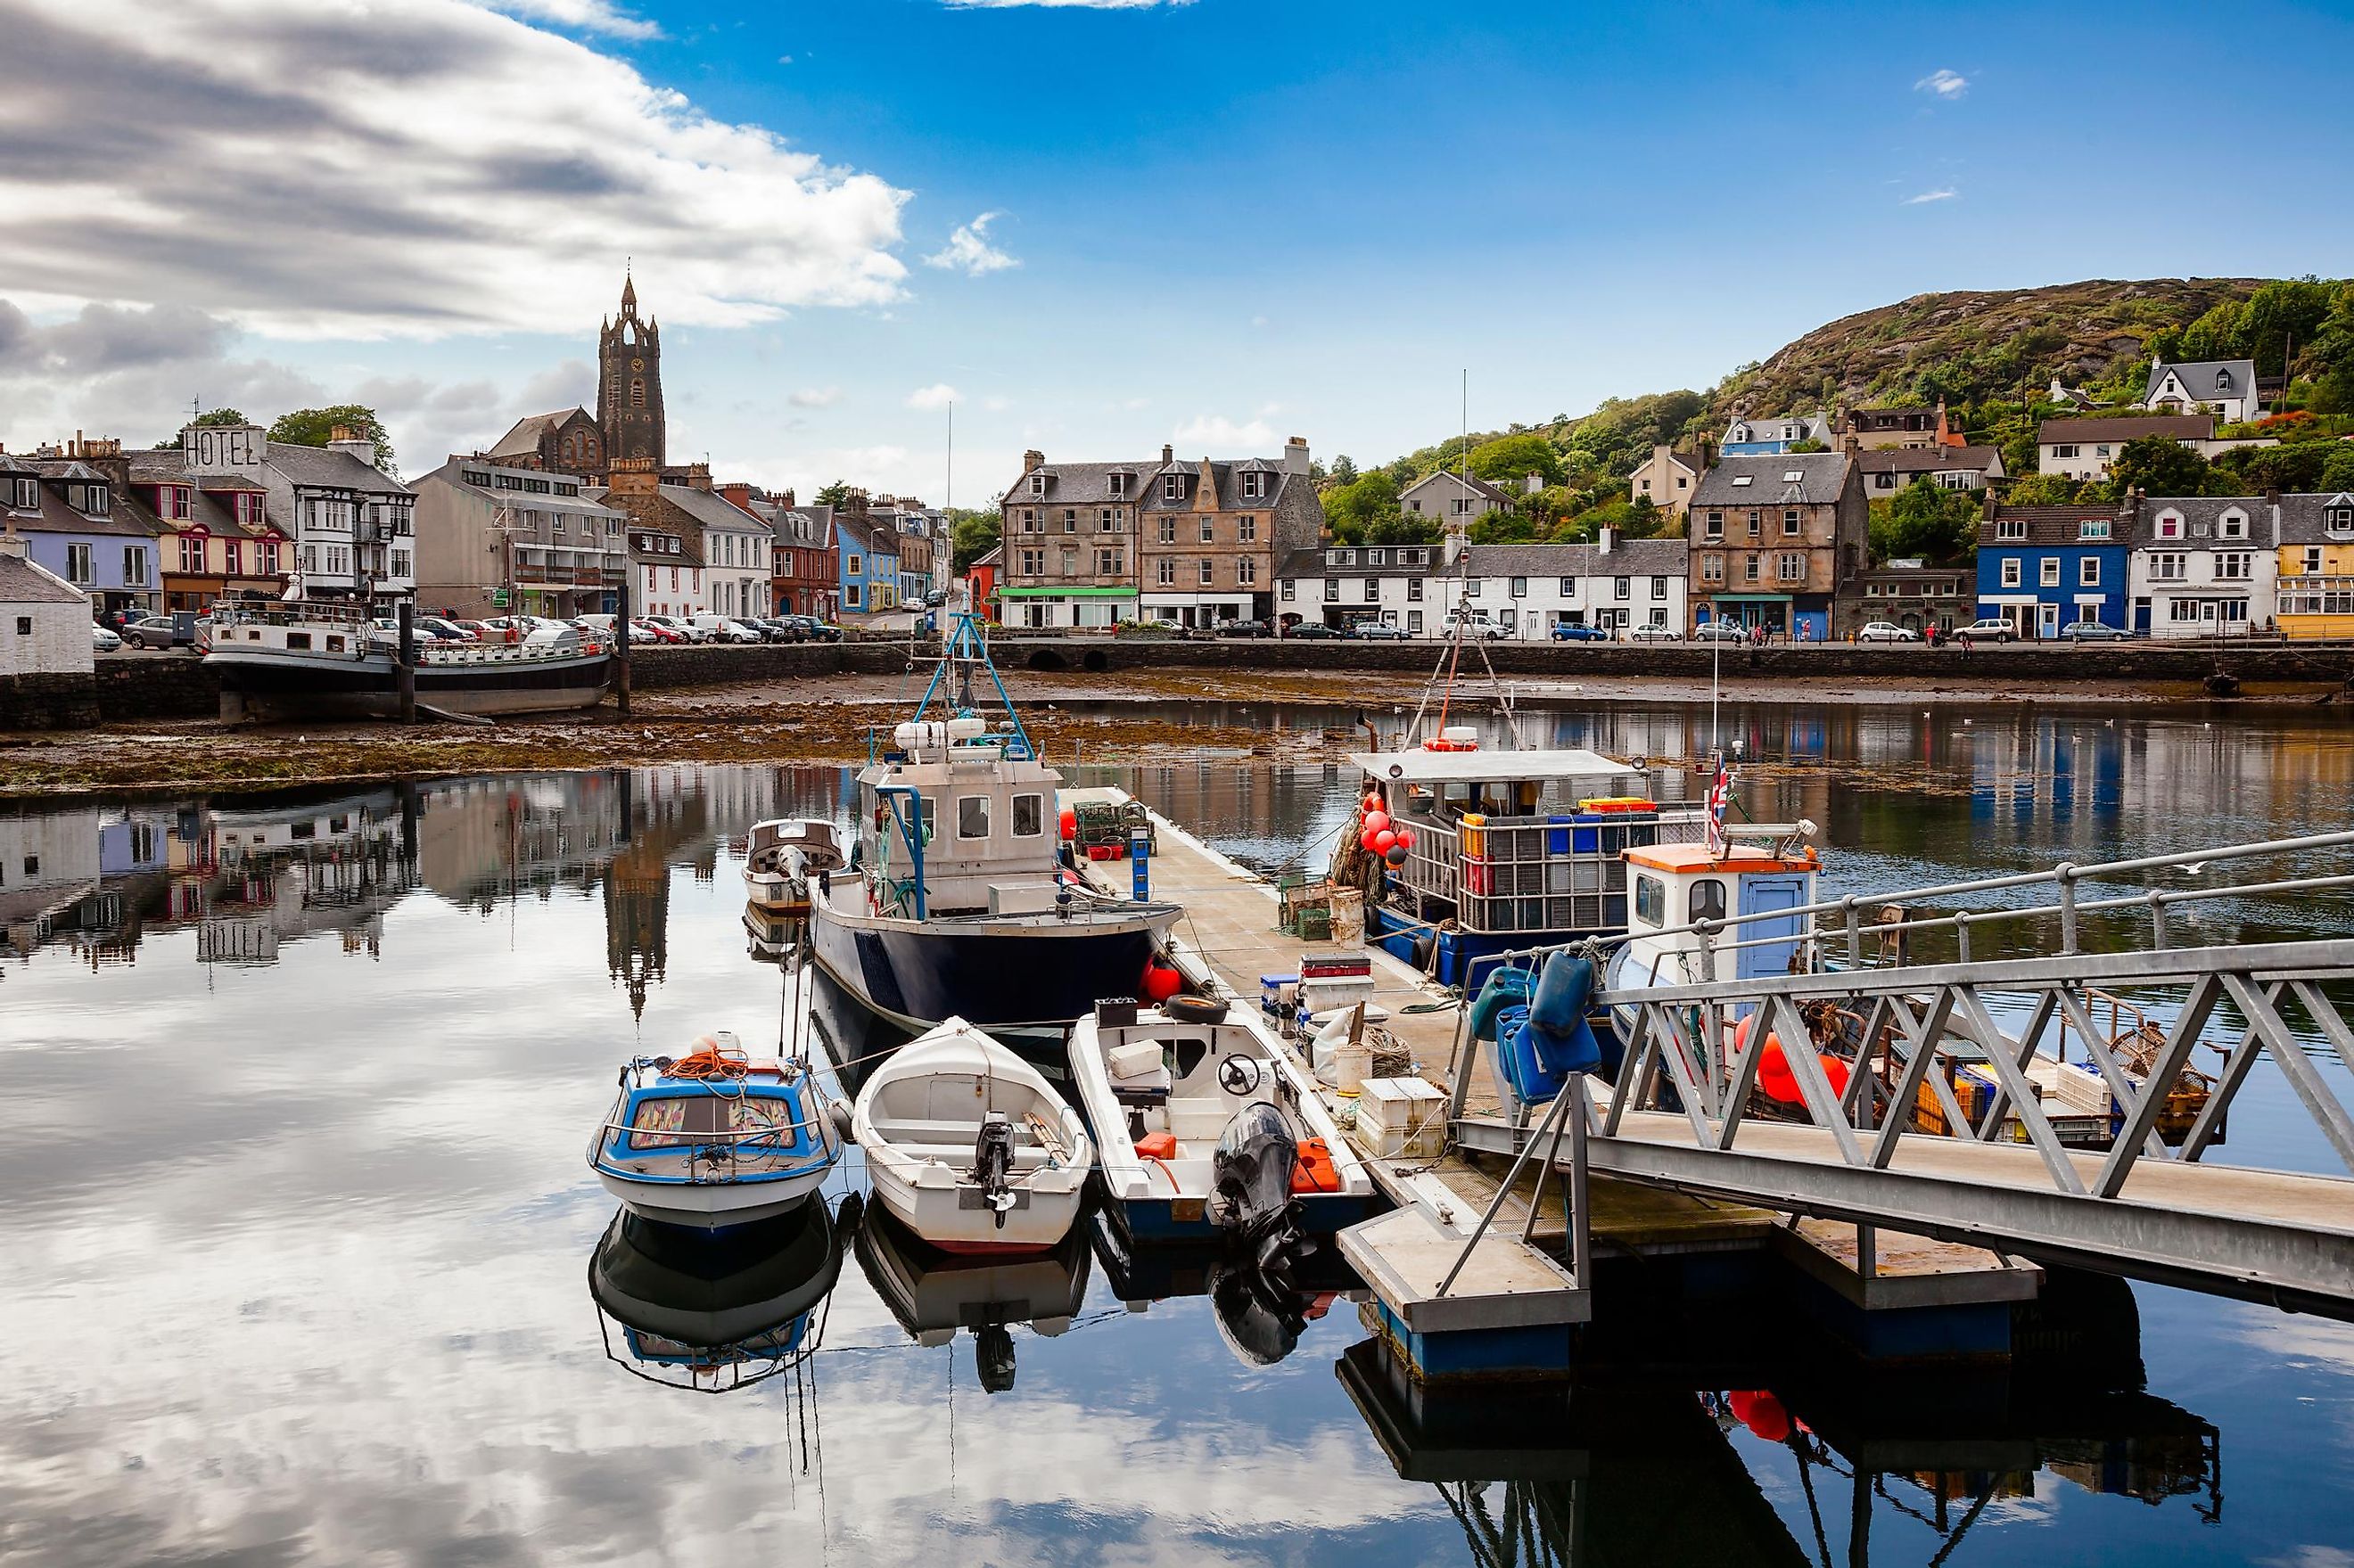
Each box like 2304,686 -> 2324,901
1352,748 -> 1645,785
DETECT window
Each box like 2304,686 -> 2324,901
1162,474 -> 1184,501
1029,474 -> 1046,497
12,617 -> 24,636
1614,576 -> 1631,601
1510,576 -> 1527,598
1323,579 -> 1339,602
2001,558 -> 2021,588
2156,516 -> 2183,540
2078,520 -> 2111,540
1466,579 -> 1483,598
1701,554 -> 1725,584
1198,559 -> 1214,586
1746,509 -> 1762,536
223,540 -> 242,576
1060,548 -> 1078,576
2079,557 -> 2101,587
1239,557 -> 1256,586
1063,510 -> 1078,534
2149,553 -> 2187,582
1688,879 -> 1727,924
1021,549 -> 1044,575
1098,508 -> 1117,532
64,544 -> 93,584
1731,476 -> 1753,488
2306,546 -> 2325,574
6,477 -> 37,509
1995,519 -> 2027,542
2219,513 -> 2248,540
1704,510 -> 1724,538
1634,874 -> 1665,927
123,546 -> 148,586
1452,498 -> 1472,516
2326,506 -> 2354,534
1097,548 -> 1123,575
2216,552 -> 2253,581
300,546 -> 318,574
1744,554 -> 1760,584
1198,516 -> 1214,543
2040,558 -> 2062,587
1241,471 -> 1265,498
177,535 -> 203,573
958,795 -> 990,840
1239,514 -> 1256,542
1157,558 -> 1176,586
1018,509 -> 1039,534
1407,578 -> 1423,602
2053,444 -> 2079,459
259,540 -> 279,574
630,378 -> 645,407
1107,472 -> 1127,498
1281,580 -> 1296,602
1012,793 -> 1044,837
1777,554 -> 1805,583
1408,610 -> 1423,634
1559,577 -> 1575,597
846,554 -> 861,575
1782,509 -> 1800,536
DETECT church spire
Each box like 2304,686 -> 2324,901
620,260 -> 637,317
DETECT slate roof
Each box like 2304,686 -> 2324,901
2128,495 -> 2274,546
0,552 -> 92,605
773,505 -> 835,548
1722,413 -> 1833,447
487,410 -> 584,462
1461,539 -> 1688,578
2039,415 -> 2213,445
1856,445 -> 2005,479
2277,493 -> 2354,546
1690,452 -> 1853,508
262,441 -> 412,496
1398,469 -> 1514,507
13,464 -> 163,538
1274,546 -> 1328,579
1003,461 -> 1165,506
651,481 -> 770,534
1980,504 -> 2130,548
1140,458 -> 1304,513
2144,360 -> 2258,406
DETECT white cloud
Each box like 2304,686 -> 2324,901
1914,68 -> 1968,99
776,53 -> 794,63
1901,187 -> 1959,205
907,383 -> 959,411
789,386 -> 844,408
982,396 -> 1011,413
517,358 -> 595,412
478,0 -> 660,38
925,212 -> 1019,276
1172,414 -> 1276,452
0,0 -> 909,341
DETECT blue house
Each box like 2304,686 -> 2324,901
1976,502 -> 2131,638
1,451 -> 164,620
836,516 -> 899,614
1720,413 -> 1833,456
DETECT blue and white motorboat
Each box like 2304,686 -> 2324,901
588,1201 -> 843,1392
589,1032 -> 843,1228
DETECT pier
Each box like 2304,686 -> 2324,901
1073,789 -> 2354,1382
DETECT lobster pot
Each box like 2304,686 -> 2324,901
1329,887 -> 1366,950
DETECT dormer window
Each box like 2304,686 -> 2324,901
1241,472 -> 1264,499
1996,520 -> 2027,542
2219,513 -> 2247,540
2078,520 -> 2110,540
2216,369 -> 2233,390
2325,505 -> 2354,534
5,477 -> 36,511
1161,473 -> 1184,501
1028,474 -> 1046,497
77,483 -> 111,516
1107,472 -> 1127,498
2157,516 -> 2183,539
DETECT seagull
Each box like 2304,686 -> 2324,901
2172,861 -> 2209,875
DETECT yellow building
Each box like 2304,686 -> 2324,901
2276,493 -> 2354,641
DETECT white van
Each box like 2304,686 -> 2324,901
1443,608 -> 1508,640
688,612 -> 764,644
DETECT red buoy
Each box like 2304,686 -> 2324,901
1058,807 -> 1077,841
1728,1389 -> 1790,1442
1141,965 -> 1182,1003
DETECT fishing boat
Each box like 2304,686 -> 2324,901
844,1192 -> 1091,1392
744,818 -> 843,917
204,598 -> 612,722
850,1017 -> 1094,1253
804,612 -> 1181,1035
1066,998 -> 1378,1246
588,1032 -> 844,1228
588,1201 -> 842,1392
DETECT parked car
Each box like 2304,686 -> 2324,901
121,612 -> 196,650
1690,620 -> 1749,644
418,616 -> 479,643
643,615 -> 706,643
627,617 -> 683,644
1626,625 -> 1683,643
1953,618 -> 2018,645
2061,620 -> 2133,642
783,615 -> 843,643
1214,618 -> 1274,639
1283,621 -> 1345,640
923,588 -> 947,608
741,617 -> 794,643
1442,611 -> 1507,640
91,622 -> 123,653
1551,622 -> 1611,643
689,615 -> 764,644
1350,620 -> 1410,640
1856,622 -> 1922,644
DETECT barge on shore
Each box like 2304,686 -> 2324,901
203,601 -> 613,722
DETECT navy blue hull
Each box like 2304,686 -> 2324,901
808,896 -> 1166,1033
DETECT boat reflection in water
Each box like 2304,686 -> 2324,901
1089,1210 -> 1362,1369
844,1191 -> 1091,1393
744,901 -> 801,965
588,1200 -> 844,1393
1336,1267 -> 2223,1566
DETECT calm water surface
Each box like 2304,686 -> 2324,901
4,695 -> 2354,1565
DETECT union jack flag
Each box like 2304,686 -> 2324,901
1704,756 -> 1735,858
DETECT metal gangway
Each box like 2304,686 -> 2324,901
1445,831 -> 2354,1314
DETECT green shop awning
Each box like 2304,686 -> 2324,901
995,586 -> 1139,598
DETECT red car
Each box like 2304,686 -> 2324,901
630,618 -> 686,644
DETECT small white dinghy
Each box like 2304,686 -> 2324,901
1067,998 -> 1378,1247
851,1018 -> 1094,1254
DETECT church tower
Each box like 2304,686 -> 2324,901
597,268 -> 666,471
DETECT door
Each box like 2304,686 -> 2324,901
1733,875 -> 1808,981
2037,602 -> 2060,639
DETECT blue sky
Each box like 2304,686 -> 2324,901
4,0 -> 2351,500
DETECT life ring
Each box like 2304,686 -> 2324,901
1165,994 -> 1230,1025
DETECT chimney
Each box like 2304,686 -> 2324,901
683,460 -> 712,492
1284,435 -> 1310,475
1523,471 -> 1543,496
781,488 -> 796,507
1162,443 -> 1174,465
1442,520 -> 1469,569
326,424 -> 378,469
605,456 -> 658,497
1022,449 -> 1044,475
1696,438 -> 1715,471
1598,525 -> 1617,556
1841,431 -> 1861,456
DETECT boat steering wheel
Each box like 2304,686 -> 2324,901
1217,1055 -> 1263,1096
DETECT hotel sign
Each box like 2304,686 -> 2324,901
183,423 -> 267,473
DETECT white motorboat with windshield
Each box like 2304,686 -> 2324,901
589,1032 -> 844,1228
851,1017 -> 1094,1253
744,817 -> 844,916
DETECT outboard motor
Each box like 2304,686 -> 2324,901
1210,1101 -> 1305,1277
975,1323 -> 1017,1393
1208,1260 -> 1309,1367
975,1112 -> 1017,1228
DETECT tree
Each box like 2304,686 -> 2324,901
2317,445 -> 2354,494
1873,480 -> 1980,563
1467,431 -> 1562,488
268,406 -> 397,475
948,509 -> 1000,572
1365,513 -> 1444,546
813,480 -> 852,509
2003,473 -> 2086,506
1318,471 -> 1403,544
193,406 -> 249,427
1327,453 -> 1358,485
2106,434 -> 2210,499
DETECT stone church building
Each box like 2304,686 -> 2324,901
485,271 -> 672,481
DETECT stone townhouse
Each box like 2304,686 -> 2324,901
1687,452 -> 1868,640
997,452 -> 1155,628
1138,438 -> 1321,628
1853,558 -> 1971,636
596,459 -> 707,620
412,456 -> 628,620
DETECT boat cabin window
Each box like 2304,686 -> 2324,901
1689,878 -> 1726,924
286,632 -> 310,650
1011,792 -> 1044,837
958,794 -> 991,840
627,1093 -> 794,1149
1634,874 -> 1665,927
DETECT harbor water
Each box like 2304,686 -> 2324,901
4,695 -> 2354,1564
